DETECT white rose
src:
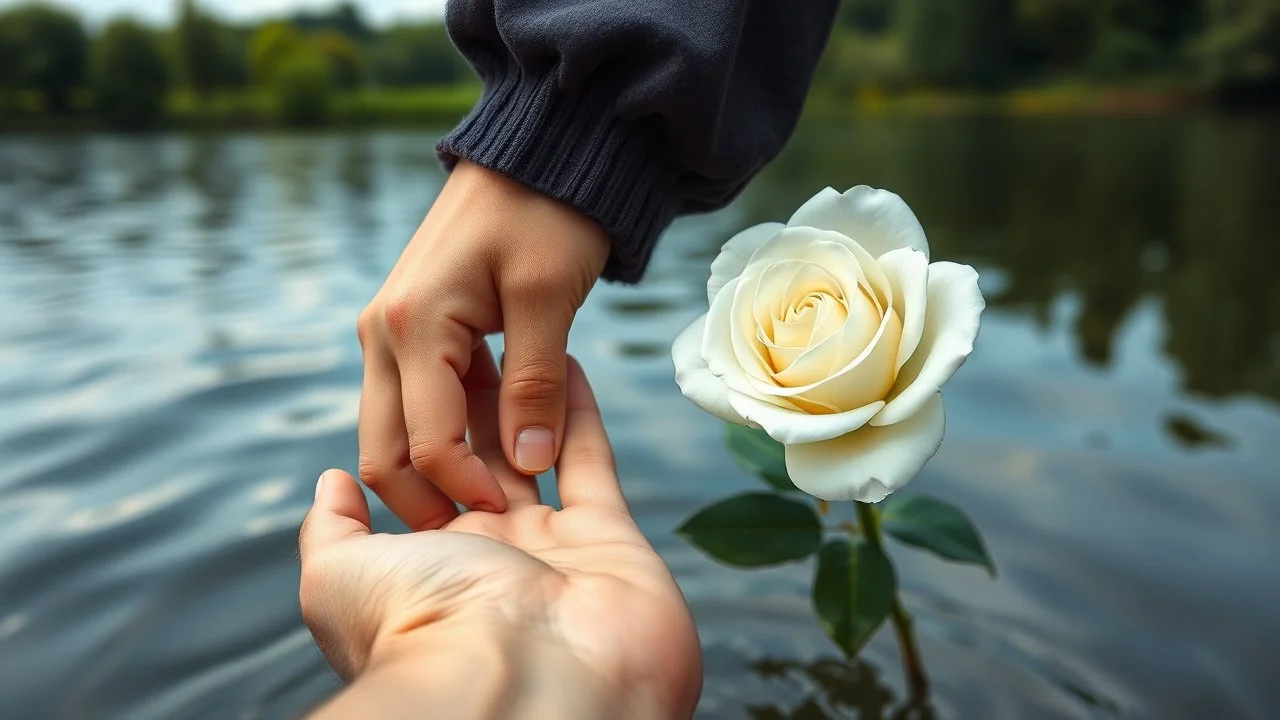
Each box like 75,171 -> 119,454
672,186 -> 985,502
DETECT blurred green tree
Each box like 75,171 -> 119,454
213,24 -> 251,87
1194,0 -> 1280,98
838,0 -> 896,34
291,1 -> 371,40
369,24 -> 473,86
1012,0 -> 1098,73
273,46 -> 332,125
900,0 -> 1014,87
174,0 -> 224,96
312,30 -> 364,89
91,17 -> 169,128
249,22 -> 304,85
0,2 -> 87,112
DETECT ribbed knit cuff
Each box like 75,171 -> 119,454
437,66 -> 686,284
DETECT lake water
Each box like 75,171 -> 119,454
1,114 -> 1277,719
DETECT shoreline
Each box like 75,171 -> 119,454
1,84 -> 1270,134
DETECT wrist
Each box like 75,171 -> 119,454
325,619 -> 665,720
443,159 -> 612,281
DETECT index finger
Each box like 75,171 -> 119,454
399,322 -> 507,513
555,357 -> 628,514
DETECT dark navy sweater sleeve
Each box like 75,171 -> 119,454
436,0 -> 839,283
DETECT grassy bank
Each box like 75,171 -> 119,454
0,82 -> 1224,133
0,84 -> 482,131
806,81 -> 1207,118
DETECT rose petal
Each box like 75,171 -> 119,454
877,248 -> 929,371
735,264 -> 785,383
749,304 -> 901,412
872,263 -> 983,427
789,306 -> 902,410
672,314 -> 748,425
728,389 -> 885,444
772,286 -> 879,390
809,292 -> 846,347
750,227 -> 892,311
708,222 -> 785,305
703,276 -> 759,396
787,186 -> 930,261
752,259 -> 807,345
785,393 -> 945,502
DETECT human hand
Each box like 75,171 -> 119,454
299,349 -> 702,719
357,160 -> 611,527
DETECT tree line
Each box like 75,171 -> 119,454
818,0 -> 1278,103
0,1 -> 475,126
1,0 -> 1276,129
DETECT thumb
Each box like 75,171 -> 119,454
299,469 -> 372,560
499,304 -> 574,475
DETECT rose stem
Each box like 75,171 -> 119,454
854,501 -> 930,700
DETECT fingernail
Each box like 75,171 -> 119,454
515,427 -> 555,474
314,473 -> 326,501
472,502 -> 498,513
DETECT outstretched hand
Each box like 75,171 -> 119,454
356,160 -> 611,527
299,350 -> 701,719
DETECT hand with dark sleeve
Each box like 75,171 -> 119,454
357,0 -> 839,529
443,0 -> 841,282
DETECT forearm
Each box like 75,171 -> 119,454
309,627 -> 652,720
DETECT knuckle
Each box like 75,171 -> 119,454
407,438 -> 469,479
381,293 -> 419,343
504,364 -> 565,408
356,455 -> 394,491
355,307 -> 380,347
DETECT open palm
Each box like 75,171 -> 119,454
299,350 -> 701,716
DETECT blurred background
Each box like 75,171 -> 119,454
0,1 -> 1277,719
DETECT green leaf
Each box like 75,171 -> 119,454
880,494 -> 996,575
676,492 -> 821,567
725,424 -> 798,492
811,537 -> 896,658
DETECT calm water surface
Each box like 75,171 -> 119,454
1,115 -> 1277,719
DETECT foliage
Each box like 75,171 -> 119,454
0,2 -> 87,112
1194,0 -> 1280,97
333,84 -> 480,125
677,425 -> 996,663
272,47 -> 332,126
812,30 -> 908,97
91,18 -> 169,128
248,21 -> 304,86
899,0 -> 1015,88
813,538 -> 896,657
677,492 -> 821,567
2,0 -> 1278,127
369,24 -> 474,87
880,494 -> 995,574
312,30 -> 364,90
290,1 -> 371,40
725,424 -> 797,492
1012,0 -> 1100,71
174,0 -> 223,96
837,0 -> 896,35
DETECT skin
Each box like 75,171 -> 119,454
356,160 -> 611,527
299,351 -> 703,719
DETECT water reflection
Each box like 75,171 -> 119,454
746,657 -> 928,720
184,136 -> 241,232
0,118 -> 1277,719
